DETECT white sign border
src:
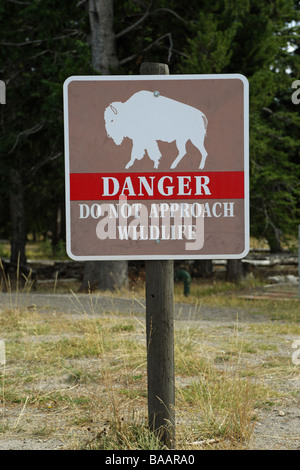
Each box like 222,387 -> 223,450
63,74 -> 249,261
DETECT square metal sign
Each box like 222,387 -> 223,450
63,74 -> 249,260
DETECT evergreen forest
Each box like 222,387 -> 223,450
0,0 -> 299,267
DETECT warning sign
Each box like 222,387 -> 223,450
63,74 -> 249,260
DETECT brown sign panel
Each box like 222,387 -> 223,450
63,74 -> 249,260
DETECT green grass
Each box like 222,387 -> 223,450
0,239 -> 68,261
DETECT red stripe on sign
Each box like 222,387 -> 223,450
69,172 -> 244,201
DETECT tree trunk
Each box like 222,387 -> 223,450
266,227 -> 282,253
89,0 -> 119,74
226,259 -> 244,282
9,168 -> 27,266
81,260 -> 128,292
195,260 -> 213,277
83,0 -> 128,291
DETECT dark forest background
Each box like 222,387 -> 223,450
0,0 -> 299,288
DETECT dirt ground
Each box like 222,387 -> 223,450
0,286 -> 299,451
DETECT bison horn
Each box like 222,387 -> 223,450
110,104 -> 118,115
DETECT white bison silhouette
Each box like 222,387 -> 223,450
104,90 -> 208,170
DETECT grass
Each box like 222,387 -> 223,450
0,239 -> 68,261
0,282 -> 298,451
0,245 -> 299,449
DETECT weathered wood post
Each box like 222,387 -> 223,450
145,258 -> 175,447
140,62 -> 175,448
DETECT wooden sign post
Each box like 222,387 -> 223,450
140,62 -> 175,448
145,258 -> 175,447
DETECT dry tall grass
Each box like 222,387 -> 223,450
0,269 -> 298,449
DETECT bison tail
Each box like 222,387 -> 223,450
202,113 -> 208,131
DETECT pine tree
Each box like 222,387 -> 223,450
176,0 -> 300,250
0,0 -> 91,262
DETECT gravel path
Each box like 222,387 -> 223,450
0,291 -> 262,324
